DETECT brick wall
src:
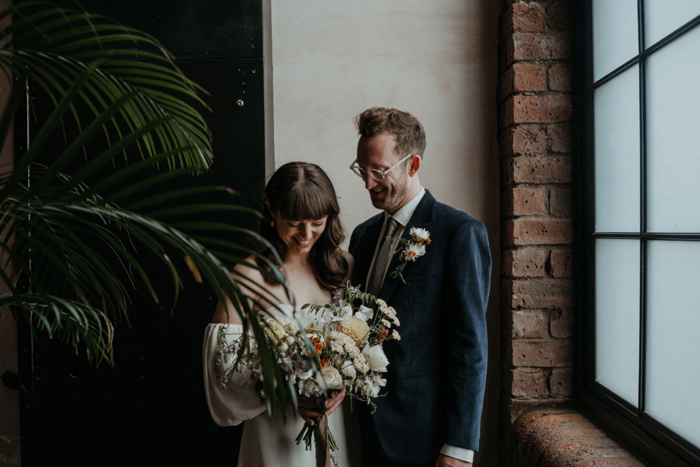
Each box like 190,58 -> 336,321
499,0 -> 574,431
497,2 -> 645,465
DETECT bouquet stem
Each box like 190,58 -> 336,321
296,414 -> 338,467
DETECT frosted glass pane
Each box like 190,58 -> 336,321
645,0 -> 700,47
647,26 -> 700,232
594,66 -> 641,233
646,241 -> 700,447
593,0 -> 639,81
595,239 -> 640,406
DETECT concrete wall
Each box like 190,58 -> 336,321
269,1 -> 501,463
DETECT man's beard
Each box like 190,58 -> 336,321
372,173 -> 409,213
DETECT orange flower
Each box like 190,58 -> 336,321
320,358 -> 329,368
423,238 -> 431,245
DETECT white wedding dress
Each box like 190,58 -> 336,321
203,304 -> 362,467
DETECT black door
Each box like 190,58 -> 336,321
16,2 -> 265,465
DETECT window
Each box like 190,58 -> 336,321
575,1 -> 700,465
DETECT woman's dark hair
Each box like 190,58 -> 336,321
257,161 -> 348,290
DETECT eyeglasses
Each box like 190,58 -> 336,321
349,153 -> 416,182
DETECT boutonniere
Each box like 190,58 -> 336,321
389,227 -> 431,284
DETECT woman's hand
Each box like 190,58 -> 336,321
297,387 -> 346,425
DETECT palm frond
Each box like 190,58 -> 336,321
0,1 -> 296,414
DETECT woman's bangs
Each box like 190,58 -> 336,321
278,185 -> 334,221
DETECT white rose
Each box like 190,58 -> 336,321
362,344 -> 389,373
318,366 -> 344,390
341,360 -> 357,378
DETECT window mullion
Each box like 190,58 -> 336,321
637,0 -> 647,417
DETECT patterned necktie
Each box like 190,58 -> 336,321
367,217 -> 400,297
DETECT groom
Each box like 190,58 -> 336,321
348,107 -> 491,466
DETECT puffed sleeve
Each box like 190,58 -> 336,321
202,323 -> 267,426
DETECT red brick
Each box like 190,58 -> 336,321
505,186 -> 548,216
504,94 -> 572,126
516,411 -> 588,444
543,427 -> 609,442
506,33 -> 571,66
503,248 -> 548,278
547,123 -> 572,153
511,310 -> 550,338
512,339 -> 573,368
506,279 -> 573,309
513,409 -> 643,467
550,187 -> 572,217
549,63 -> 572,92
504,218 -> 572,245
546,0 -> 573,31
566,446 -> 636,461
574,460 -> 645,467
550,308 -> 573,338
501,125 -> 547,156
510,3 -> 547,34
511,367 -> 549,398
539,437 -> 623,465
503,155 -> 572,185
550,249 -> 572,277
511,402 -> 572,428
500,63 -> 547,100
550,368 -> 573,397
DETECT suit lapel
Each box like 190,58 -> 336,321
355,214 -> 384,290
380,191 -> 436,302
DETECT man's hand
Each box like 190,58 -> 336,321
436,453 -> 472,467
297,388 -> 346,426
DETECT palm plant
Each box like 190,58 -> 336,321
0,1 -> 296,416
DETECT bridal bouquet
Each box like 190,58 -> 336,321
214,282 -> 400,467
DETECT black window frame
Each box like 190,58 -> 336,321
573,1 -> 700,466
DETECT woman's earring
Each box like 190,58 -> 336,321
270,220 -> 275,227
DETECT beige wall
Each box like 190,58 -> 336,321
269,1 -> 501,464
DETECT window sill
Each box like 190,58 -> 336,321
511,408 -> 645,466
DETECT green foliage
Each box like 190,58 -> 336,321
0,1 -> 294,417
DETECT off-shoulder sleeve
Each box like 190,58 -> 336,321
202,323 -> 267,426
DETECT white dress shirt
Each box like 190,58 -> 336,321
366,187 -> 475,464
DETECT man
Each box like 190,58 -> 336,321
348,107 -> 491,467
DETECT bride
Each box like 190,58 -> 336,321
203,161 -> 361,466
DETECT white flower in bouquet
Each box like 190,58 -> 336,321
341,360 -> 357,378
282,320 -> 300,335
318,366 -> 344,390
361,379 -> 381,398
362,344 -> 390,373
373,375 -> 387,388
338,315 -> 370,344
299,376 -> 323,397
355,305 -> 374,322
323,303 -> 353,324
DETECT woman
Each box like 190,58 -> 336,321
202,162 -> 360,466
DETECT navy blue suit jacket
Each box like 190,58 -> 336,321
348,190 -> 491,463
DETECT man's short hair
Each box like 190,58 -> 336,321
354,107 -> 427,158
